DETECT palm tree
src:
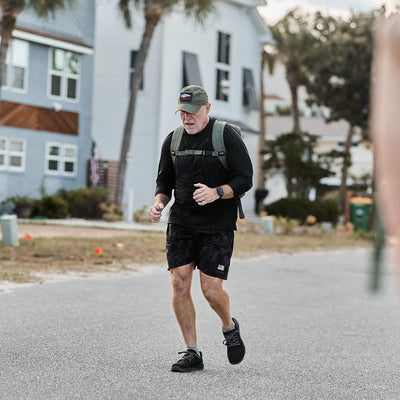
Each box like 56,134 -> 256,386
115,0 -> 214,206
0,0 -> 75,102
267,9 -> 316,134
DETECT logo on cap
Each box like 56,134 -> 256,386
180,93 -> 192,102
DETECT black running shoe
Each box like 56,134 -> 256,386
171,350 -> 204,372
223,317 -> 245,365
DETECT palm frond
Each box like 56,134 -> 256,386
27,0 -> 75,18
182,0 -> 215,25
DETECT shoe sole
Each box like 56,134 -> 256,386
171,364 -> 204,373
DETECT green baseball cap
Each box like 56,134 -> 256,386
176,85 -> 209,114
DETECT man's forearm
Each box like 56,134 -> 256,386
155,193 -> 170,206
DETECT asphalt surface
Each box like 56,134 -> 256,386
1,249 -> 400,400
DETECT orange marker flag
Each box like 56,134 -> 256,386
25,233 -> 33,240
94,246 -> 102,255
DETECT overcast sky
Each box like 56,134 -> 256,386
258,0 -> 397,24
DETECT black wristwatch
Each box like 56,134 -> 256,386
216,186 -> 224,199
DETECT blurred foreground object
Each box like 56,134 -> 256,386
371,14 -> 400,280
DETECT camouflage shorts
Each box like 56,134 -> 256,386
166,224 -> 234,280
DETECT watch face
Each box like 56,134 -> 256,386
217,187 -> 224,198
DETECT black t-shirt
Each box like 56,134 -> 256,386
155,118 -> 253,231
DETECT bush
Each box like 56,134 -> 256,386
100,203 -> 123,221
32,195 -> 69,219
58,188 -> 107,219
2,196 -> 35,218
264,197 -> 339,225
133,205 -> 150,223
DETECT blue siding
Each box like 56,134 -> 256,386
16,0 -> 94,46
0,0 -> 95,203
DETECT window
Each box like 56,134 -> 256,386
0,138 -> 6,169
129,50 -> 143,90
217,32 -> 230,65
182,52 -> 202,87
216,69 -> 230,101
49,48 -> 80,100
216,32 -> 231,102
46,142 -> 77,176
0,137 -> 26,172
2,39 -> 28,91
242,68 -> 258,110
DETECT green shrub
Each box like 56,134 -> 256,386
58,188 -> 107,219
32,195 -> 69,219
2,196 -> 35,218
264,197 -> 339,225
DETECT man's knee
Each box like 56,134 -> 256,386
170,264 -> 194,296
200,275 -> 223,304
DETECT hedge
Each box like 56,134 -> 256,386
264,197 -> 339,225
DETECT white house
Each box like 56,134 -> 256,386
92,0 -> 272,219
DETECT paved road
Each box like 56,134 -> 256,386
1,249 -> 400,400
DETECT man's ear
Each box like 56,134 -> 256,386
205,103 -> 211,114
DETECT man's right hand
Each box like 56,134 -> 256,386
149,203 -> 164,223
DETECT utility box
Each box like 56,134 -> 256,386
261,216 -> 274,235
349,198 -> 373,232
0,214 -> 19,246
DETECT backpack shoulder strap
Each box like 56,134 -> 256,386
212,120 -> 228,170
212,120 -> 246,219
170,126 -> 185,165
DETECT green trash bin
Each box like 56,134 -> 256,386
350,202 -> 372,232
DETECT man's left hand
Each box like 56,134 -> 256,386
193,183 -> 219,206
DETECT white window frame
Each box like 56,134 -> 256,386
216,69 -> 230,102
48,48 -> 80,102
0,136 -> 26,172
62,144 -> 78,176
215,31 -> 232,103
182,51 -> 202,87
45,142 -> 78,177
242,68 -> 258,110
217,31 -> 231,65
1,39 -> 29,93
0,137 -> 7,171
129,50 -> 144,91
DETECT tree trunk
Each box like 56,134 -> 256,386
288,80 -> 300,134
0,12 -> 17,113
339,125 -> 355,214
114,4 -> 163,206
286,174 -> 293,198
255,50 -> 269,214
286,69 -> 300,134
257,51 -> 266,190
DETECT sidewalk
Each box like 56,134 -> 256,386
0,217 -> 168,240
18,218 -> 167,232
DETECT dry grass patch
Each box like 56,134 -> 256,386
0,231 -> 166,284
234,231 -> 371,257
0,228 -> 372,285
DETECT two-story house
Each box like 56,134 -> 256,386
0,0 -> 95,203
93,0 -> 272,219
